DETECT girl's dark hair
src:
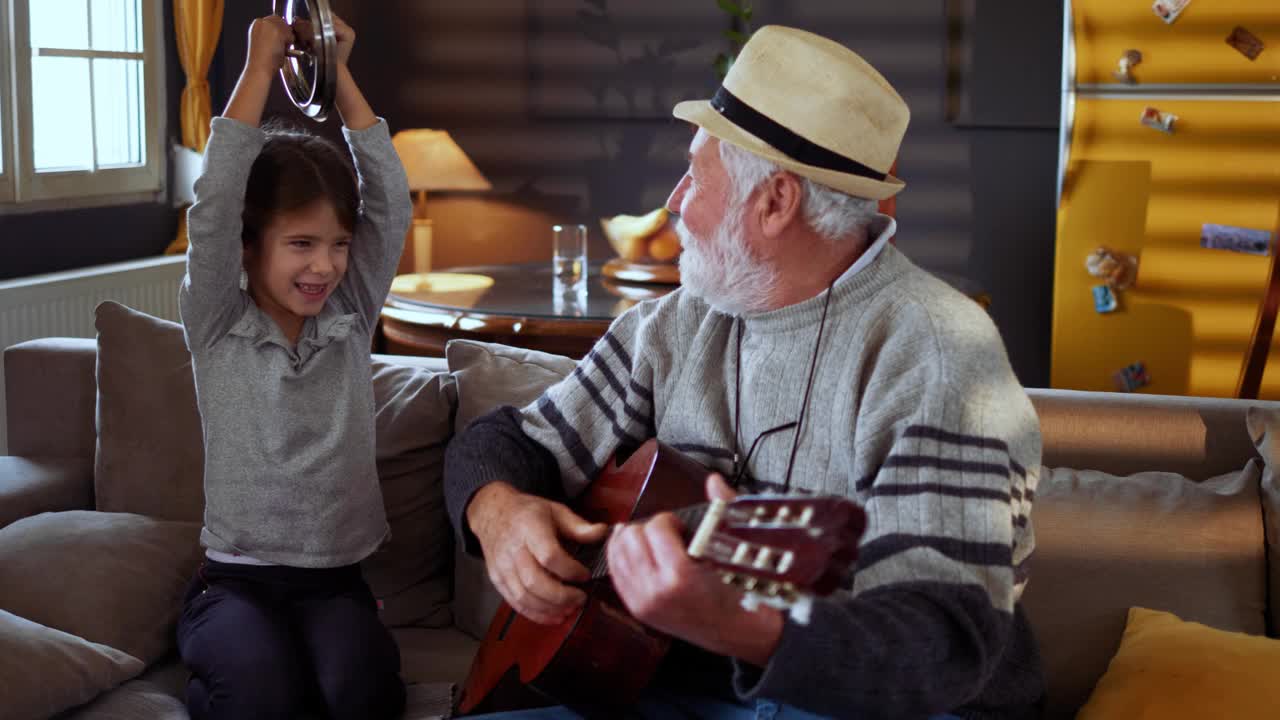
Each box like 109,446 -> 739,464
242,120 -> 360,246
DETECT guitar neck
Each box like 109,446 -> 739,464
582,503 -> 712,581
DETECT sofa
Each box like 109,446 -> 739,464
1,301 -> 1279,719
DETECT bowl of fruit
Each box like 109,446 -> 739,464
600,207 -> 682,284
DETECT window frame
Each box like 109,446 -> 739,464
0,0 -> 15,203
6,0 -> 166,206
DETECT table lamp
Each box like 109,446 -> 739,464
391,129 -> 492,276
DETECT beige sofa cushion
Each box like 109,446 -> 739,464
1246,406 -> 1280,637
0,511 -> 201,665
92,302 -> 457,628
444,339 -> 575,639
0,609 -> 144,720
1022,462 -> 1267,719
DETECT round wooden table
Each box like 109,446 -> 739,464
379,263 -> 674,359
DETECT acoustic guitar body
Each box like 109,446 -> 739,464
455,441 -> 710,716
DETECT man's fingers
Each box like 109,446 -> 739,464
706,472 -> 737,502
514,546 -> 588,608
610,522 -> 659,578
529,529 -> 591,583
492,552 -> 570,623
552,503 -> 609,544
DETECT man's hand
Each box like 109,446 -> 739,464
467,483 -> 609,625
607,474 -> 784,666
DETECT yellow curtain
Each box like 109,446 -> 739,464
164,0 -> 224,255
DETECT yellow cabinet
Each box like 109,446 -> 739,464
1053,1 -> 1280,398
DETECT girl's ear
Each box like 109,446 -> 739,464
240,243 -> 257,290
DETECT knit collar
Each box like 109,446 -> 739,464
834,214 -> 896,284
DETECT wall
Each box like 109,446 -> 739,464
312,0 -> 1060,384
3,1 -> 1063,386
0,0 -> 184,279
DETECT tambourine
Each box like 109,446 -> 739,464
273,0 -> 336,121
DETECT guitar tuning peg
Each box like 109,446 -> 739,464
753,547 -> 773,569
777,551 -> 794,574
721,572 -> 737,586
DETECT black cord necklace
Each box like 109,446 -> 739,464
731,280 -> 837,493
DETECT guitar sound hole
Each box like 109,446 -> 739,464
497,608 -> 518,642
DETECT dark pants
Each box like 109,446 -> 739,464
176,559 -> 406,720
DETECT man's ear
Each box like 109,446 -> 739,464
757,172 -> 804,239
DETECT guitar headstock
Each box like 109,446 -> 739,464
686,495 -> 866,623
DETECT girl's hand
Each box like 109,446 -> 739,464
329,14 -> 375,130
332,14 -> 355,67
246,15 -> 294,77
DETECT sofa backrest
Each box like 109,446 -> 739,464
2,337 -> 448,463
1029,387 -> 1275,479
1026,388 -> 1278,718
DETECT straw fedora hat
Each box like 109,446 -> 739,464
673,25 -> 909,201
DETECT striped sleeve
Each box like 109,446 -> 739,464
516,299 -> 671,498
732,300 -> 1043,718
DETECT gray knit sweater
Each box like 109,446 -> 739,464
445,242 -> 1044,719
180,116 -> 411,568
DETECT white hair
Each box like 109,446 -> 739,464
717,140 -> 878,244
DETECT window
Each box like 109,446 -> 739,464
0,0 -> 164,205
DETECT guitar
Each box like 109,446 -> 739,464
455,439 -> 867,716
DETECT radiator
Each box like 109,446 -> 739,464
0,255 -> 186,454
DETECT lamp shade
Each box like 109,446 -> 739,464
391,129 -> 492,192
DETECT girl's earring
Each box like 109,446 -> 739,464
239,269 -> 249,291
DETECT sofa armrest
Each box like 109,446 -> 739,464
0,456 -> 94,529
4,338 -> 98,459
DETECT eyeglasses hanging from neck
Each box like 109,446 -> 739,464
730,281 -> 836,493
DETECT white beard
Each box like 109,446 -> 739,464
676,209 -> 779,316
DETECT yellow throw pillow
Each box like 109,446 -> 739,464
1078,607 -> 1280,719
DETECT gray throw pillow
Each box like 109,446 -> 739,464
0,511 -> 200,665
1021,463 -> 1267,719
363,362 -> 458,628
443,339 -> 576,639
94,301 -> 205,522
92,301 -> 458,629
0,609 -> 144,720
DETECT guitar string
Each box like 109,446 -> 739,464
586,504 -> 710,580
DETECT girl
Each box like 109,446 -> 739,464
175,13 -> 411,720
